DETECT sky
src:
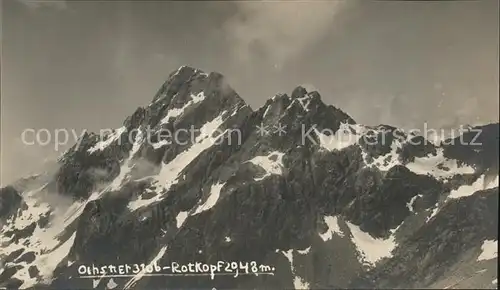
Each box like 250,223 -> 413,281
1,0 -> 499,185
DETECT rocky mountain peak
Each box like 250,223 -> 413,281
151,66 -> 242,108
290,86 -> 308,99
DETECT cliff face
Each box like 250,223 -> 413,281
1,66 -> 498,289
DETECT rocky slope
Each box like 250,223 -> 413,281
1,66 -> 498,289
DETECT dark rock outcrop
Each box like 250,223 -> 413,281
0,186 -> 22,220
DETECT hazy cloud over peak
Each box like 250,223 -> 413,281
223,0 -> 349,67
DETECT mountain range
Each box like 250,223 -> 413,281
1,66 -> 498,289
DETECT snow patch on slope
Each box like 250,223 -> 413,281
61,200 -> 86,228
109,129 -> 144,191
88,126 -> 126,154
315,123 -> 365,152
448,174 -> 498,200
0,185 -> 114,288
477,240 -> 498,261
247,151 -> 285,181
406,194 -> 422,213
2,185 -> 121,285
487,175 -> 500,189
6,187 -> 51,231
297,247 -> 311,255
281,250 -> 310,290
426,205 -> 440,223
176,211 -> 188,228
319,216 -> 344,241
107,278 -> 118,289
160,92 -> 206,125
123,246 -> 168,289
0,186 -> 78,288
293,276 -> 310,290
14,233 -> 76,288
297,95 -> 312,111
365,140 -> 404,172
128,112 -> 227,211
345,222 -> 397,266
406,149 -> 475,180
152,139 -> 170,149
262,105 -> 272,119
192,182 -> 226,216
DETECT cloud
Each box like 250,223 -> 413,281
223,0 -> 349,67
16,0 -> 67,10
